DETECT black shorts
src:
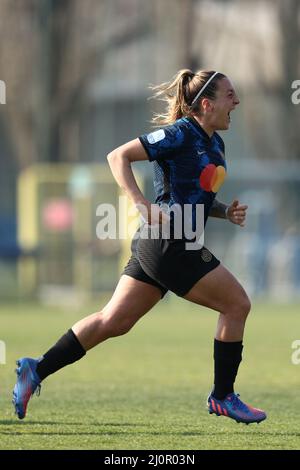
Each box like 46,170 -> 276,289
122,227 -> 220,298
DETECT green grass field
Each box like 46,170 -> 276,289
0,298 -> 300,450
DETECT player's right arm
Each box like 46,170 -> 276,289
107,138 -> 168,225
107,138 -> 148,207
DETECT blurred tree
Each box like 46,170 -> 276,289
1,0 -> 298,166
239,0 -> 300,161
0,0 -> 152,167
277,0 -> 300,160
152,0 -> 199,74
0,0 -> 38,168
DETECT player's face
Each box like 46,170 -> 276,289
208,77 -> 240,131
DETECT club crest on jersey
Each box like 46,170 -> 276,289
201,249 -> 213,262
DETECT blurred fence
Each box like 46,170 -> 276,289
14,163 -> 142,305
0,160 -> 297,303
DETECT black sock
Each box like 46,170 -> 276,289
36,329 -> 86,381
211,338 -> 243,400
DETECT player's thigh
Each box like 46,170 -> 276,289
102,274 -> 163,323
183,264 -> 250,314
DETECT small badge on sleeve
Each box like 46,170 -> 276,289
147,129 -> 166,144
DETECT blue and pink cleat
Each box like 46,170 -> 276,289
207,393 -> 266,424
12,357 -> 41,419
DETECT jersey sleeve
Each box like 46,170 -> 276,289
139,125 -> 184,162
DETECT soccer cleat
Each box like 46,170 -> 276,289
207,392 -> 266,424
12,357 -> 41,419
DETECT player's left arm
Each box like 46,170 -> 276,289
209,198 -> 228,219
209,198 -> 248,227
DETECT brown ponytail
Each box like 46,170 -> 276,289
150,69 -> 226,126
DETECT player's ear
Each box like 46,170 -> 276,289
201,97 -> 211,113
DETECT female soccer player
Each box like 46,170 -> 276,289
13,69 -> 266,424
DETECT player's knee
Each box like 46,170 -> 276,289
228,292 -> 251,321
235,293 -> 251,320
98,312 -> 134,338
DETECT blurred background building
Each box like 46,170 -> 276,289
0,0 -> 299,303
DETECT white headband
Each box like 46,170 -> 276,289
191,71 -> 219,106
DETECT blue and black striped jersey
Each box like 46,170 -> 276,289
139,116 -> 227,229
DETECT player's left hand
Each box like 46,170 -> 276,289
226,199 -> 248,227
